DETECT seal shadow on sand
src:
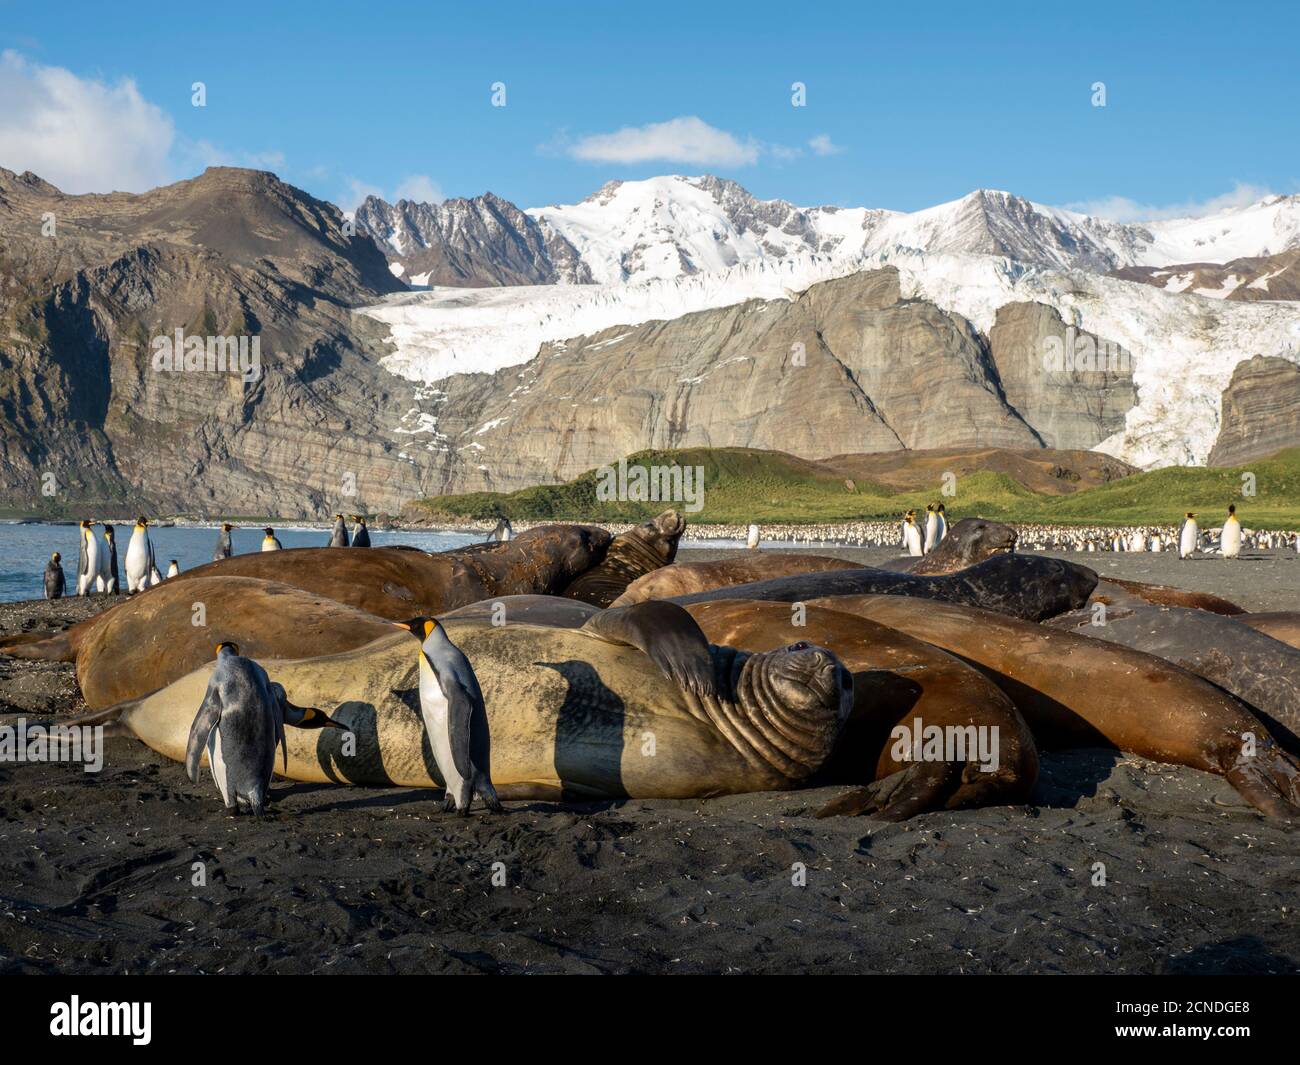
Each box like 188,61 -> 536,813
539,660 -> 624,800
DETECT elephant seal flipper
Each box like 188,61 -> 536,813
581,601 -> 718,698
816,762 -> 961,821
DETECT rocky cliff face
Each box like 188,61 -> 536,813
1112,249 -> 1300,302
353,192 -> 591,286
1207,356 -> 1300,466
402,268 -> 1134,494
988,302 -> 1136,450
0,166 -> 456,517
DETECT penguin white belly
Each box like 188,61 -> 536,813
418,659 -> 465,795
206,727 -> 231,807
125,535 -> 149,592
924,515 -> 938,552
1222,522 -> 1242,558
904,525 -> 923,556
1179,523 -> 1198,558
80,538 -> 100,595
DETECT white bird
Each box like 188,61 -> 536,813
1178,513 -> 1198,559
903,511 -> 924,557
1221,505 -> 1242,559
746,523 -> 760,550
124,517 -> 155,594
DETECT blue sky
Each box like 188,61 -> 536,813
2,0 -> 1296,218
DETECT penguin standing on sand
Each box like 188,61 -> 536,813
76,521 -> 99,596
44,553 -> 65,600
903,510 -> 923,557
486,517 -> 513,543
96,525 -> 119,594
1178,513 -> 1199,559
394,617 -> 502,815
350,516 -> 371,548
166,560 -> 180,579
261,527 -> 283,551
746,523 -> 760,550
923,504 -> 939,554
124,518 -> 155,594
1221,505 -> 1242,559
213,522 -> 235,561
184,643 -> 343,815
934,503 -> 947,546
329,514 -> 350,547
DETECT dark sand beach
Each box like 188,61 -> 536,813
1,550 -> 1297,975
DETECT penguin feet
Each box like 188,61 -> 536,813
440,793 -> 461,815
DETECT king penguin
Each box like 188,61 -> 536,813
124,517 -> 155,594
166,560 -> 180,579
213,522 -> 235,562
934,503 -> 947,546
394,617 -> 502,815
1178,512 -> 1199,559
903,510 -> 924,557
923,504 -> 939,554
44,553 -> 65,600
261,527 -> 283,551
350,515 -> 371,548
76,520 -> 99,596
96,524 -> 119,594
746,523 -> 760,550
486,517 -> 513,543
329,514 -> 350,547
1221,505 -> 1242,559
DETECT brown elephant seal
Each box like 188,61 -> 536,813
612,553 -> 858,607
877,518 -> 1019,576
1045,586 -> 1300,751
806,595 -> 1300,818
1238,613 -> 1300,650
560,510 -> 686,607
2,523 -> 613,663
73,577 -> 397,709
64,602 -> 853,801
1097,577 -> 1245,616
681,599 -> 1038,819
669,553 -> 1098,622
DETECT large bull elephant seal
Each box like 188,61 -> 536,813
560,510 -> 686,607
681,599 -> 1038,819
612,553 -> 858,607
669,553 -> 1098,622
804,594 -> 1300,818
69,603 -> 853,801
1045,586 -> 1300,749
1,523 -> 613,663
877,518 -> 1019,576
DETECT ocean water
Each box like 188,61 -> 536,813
0,523 -> 479,603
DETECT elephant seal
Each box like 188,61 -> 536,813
67,602 -> 853,801
1097,578 -> 1245,616
805,594 -> 1300,818
560,510 -> 686,607
612,553 -> 858,607
1238,613 -> 1300,650
1,523 -> 614,663
1046,586 -> 1300,750
669,553 -> 1098,622
73,577 -> 397,709
681,599 -> 1038,819
877,518 -> 1019,576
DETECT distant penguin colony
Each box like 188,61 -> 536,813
350,515 -> 371,547
394,617 -> 502,815
44,553 -> 65,600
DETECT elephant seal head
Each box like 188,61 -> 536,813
910,517 -> 1017,575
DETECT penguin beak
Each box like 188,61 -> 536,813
290,707 -> 347,731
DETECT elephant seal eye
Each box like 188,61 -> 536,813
788,641 -> 810,652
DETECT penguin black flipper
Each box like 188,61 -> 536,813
433,670 -> 477,784
185,683 -> 224,784
580,601 -> 718,698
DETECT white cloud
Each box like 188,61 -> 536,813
0,50 -> 175,193
568,116 -> 760,167
394,174 -> 443,204
808,134 -> 843,157
183,140 -> 286,173
1064,183 -> 1276,223
340,178 -> 385,212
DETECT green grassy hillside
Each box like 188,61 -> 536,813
406,447 -> 1300,528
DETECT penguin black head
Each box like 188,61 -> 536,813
1185,512 -> 1195,519
222,522 -> 234,532
215,641 -> 240,657
50,552 -> 61,563
1228,504 -> 1236,516
352,514 -> 366,524
263,526 -> 274,536
937,503 -> 946,514
103,525 -> 115,539
169,559 -> 178,566
136,516 -> 149,527
394,617 -> 439,641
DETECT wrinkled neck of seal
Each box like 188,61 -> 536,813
682,645 -> 846,785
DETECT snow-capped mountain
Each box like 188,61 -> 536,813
353,192 -> 591,286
